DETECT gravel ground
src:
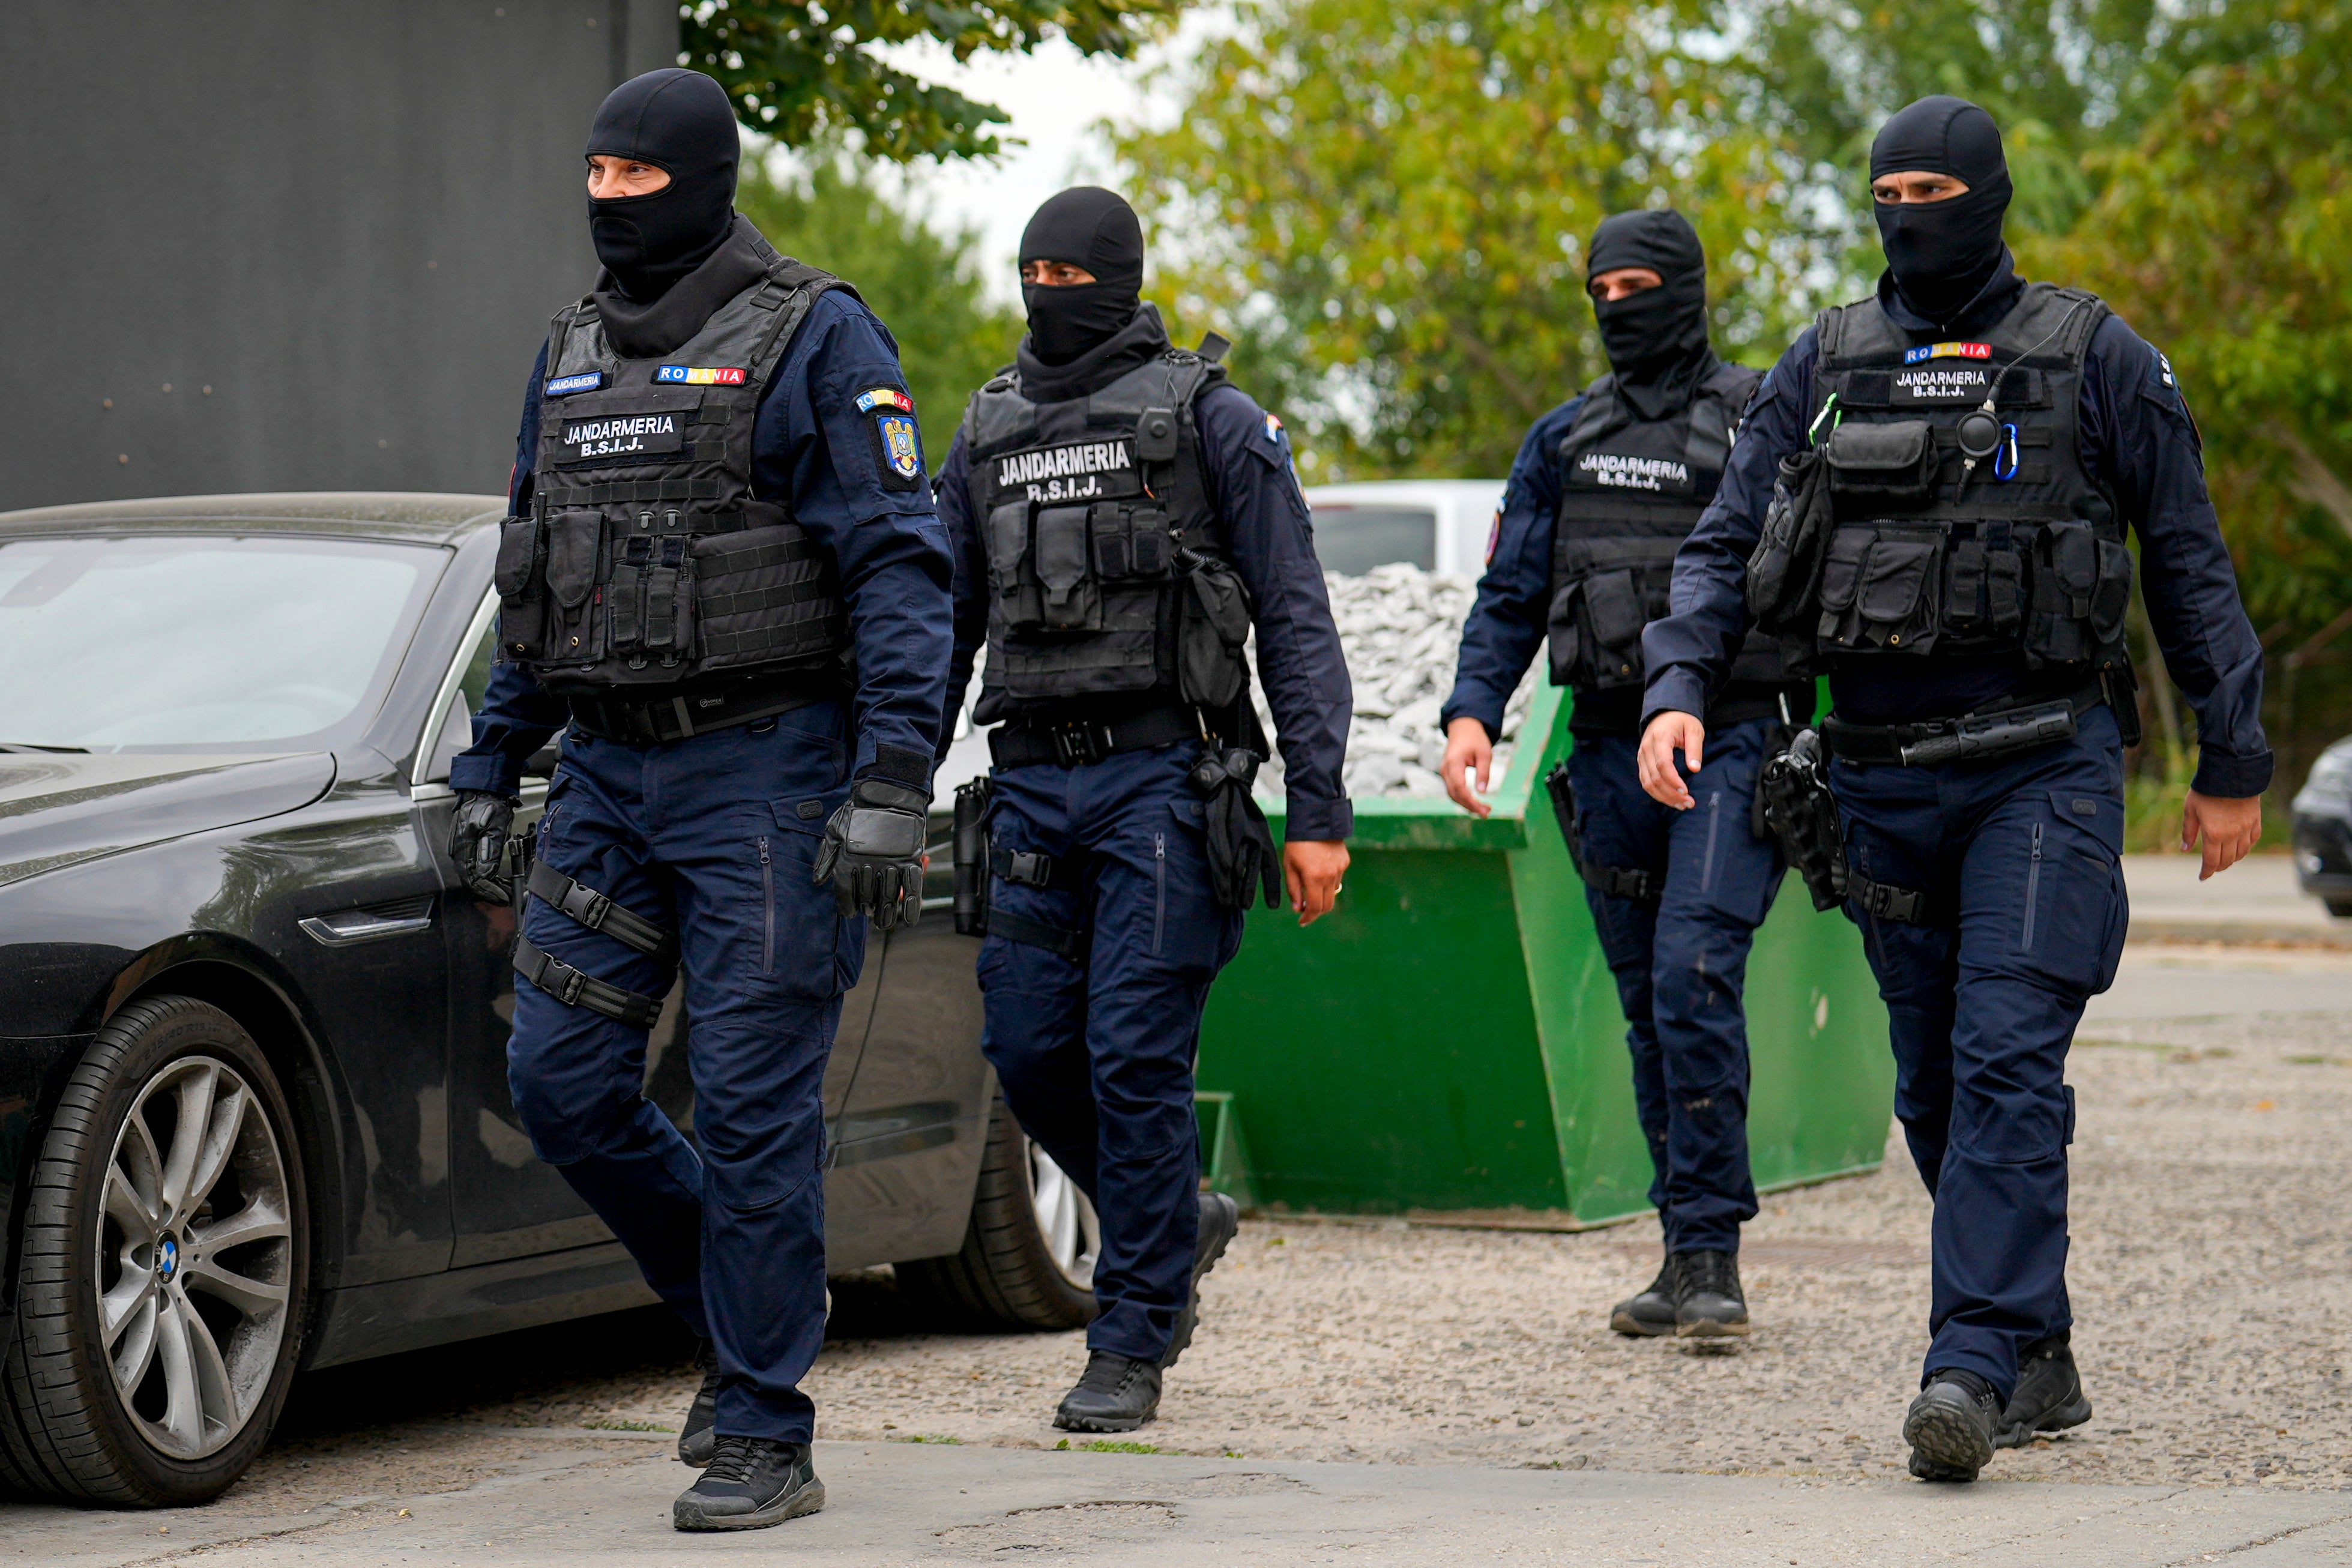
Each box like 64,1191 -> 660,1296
190,993 -> 2351,1521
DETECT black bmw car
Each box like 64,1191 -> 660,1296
0,494 -> 1100,1508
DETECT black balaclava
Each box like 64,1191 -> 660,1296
1585,209 -> 1716,422
585,68 -> 739,303
1019,187 -> 1147,366
1870,95 -> 2014,326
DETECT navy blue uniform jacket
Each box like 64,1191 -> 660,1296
1638,273 -> 2273,800
934,384 -> 1356,843
453,289 -> 956,797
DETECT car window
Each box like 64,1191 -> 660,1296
0,534 -> 442,752
1308,505 -> 1438,575
422,598 -> 500,784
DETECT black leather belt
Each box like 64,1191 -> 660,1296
567,672 -> 839,746
1822,681 -> 2104,768
989,704 -> 1201,769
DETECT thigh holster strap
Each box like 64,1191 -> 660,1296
527,861 -> 678,964
1849,872 -> 1947,927
985,908 -> 1087,960
1586,864 -> 1659,905
514,935 -> 668,1028
991,846 -> 1082,892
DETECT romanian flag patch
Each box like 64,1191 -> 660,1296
653,365 -> 747,385
1902,342 -> 1993,365
855,387 -> 915,413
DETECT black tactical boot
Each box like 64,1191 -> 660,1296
1609,1255 -> 1681,1337
1054,1350 -> 1163,1433
1905,1369 -> 2001,1481
1673,1249 -> 1750,1338
1995,1334 -> 2093,1448
1160,1191 -> 1241,1369
672,1436 -> 825,1531
678,1339 -> 720,1467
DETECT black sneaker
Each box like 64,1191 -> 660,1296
1905,1369 -> 2001,1481
672,1436 -> 825,1531
1159,1190 -> 1241,1370
1995,1334 -> 2093,1448
1609,1256 -> 1681,1337
1674,1249 -> 1750,1338
678,1339 -> 720,1467
1054,1350 -> 1163,1433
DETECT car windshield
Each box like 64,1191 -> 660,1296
0,533 -> 442,751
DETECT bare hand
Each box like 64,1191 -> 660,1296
1638,711 -> 1705,809
1284,839 -> 1350,926
2182,789 -> 2261,881
1441,717 -> 1494,819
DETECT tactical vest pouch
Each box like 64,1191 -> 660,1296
1940,529 -> 2026,641
1091,502 -> 1173,581
1177,549 -> 1253,708
493,516 -> 549,659
1824,421 -> 1937,508
2025,522 -> 2133,665
1033,505 -> 1102,629
692,523 -> 841,672
541,508 -> 605,665
1817,526 -> 1942,654
1746,450 -> 1833,635
986,499 -> 1046,630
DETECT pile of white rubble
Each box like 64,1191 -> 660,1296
1253,562 -> 1536,801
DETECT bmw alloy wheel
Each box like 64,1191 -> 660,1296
94,1056 -> 295,1461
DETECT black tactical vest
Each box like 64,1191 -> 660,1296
492,242 -> 851,696
1805,282 -> 2128,670
1546,360 -> 1783,692
963,349 -> 1233,722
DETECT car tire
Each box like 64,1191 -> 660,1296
0,996 -> 310,1507
896,1094 -> 1099,1331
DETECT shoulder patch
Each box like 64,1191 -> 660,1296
857,386 -> 915,413
860,384 -> 924,491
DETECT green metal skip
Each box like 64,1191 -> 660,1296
1195,683 -> 1893,1226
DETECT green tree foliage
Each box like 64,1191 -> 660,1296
2032,0 -> 2352,783
1116,0 -> 1844,480
734,152 -> 1021,454
684,0 -> 1186,160
1746,0 -> 2293,238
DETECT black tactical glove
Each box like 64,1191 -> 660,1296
449,791 -> 517,903
813,777 -> 930,932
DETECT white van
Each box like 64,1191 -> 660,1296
1303,478 -> 1507,579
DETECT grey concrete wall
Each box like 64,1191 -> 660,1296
0,1 -> 678,509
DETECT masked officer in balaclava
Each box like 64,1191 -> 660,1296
932,187 -> 1354,1432
1440,210 -> 1812,1341
446,68 -> 953,1530
1639,96 -> 2269,1480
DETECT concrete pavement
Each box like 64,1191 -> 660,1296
2122,852 -> 2348,947
8,1436 -> 2352,1567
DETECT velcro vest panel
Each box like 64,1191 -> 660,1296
1546,361 -> 1781,692
493,240 -> 851,696
962,349 -> 1229,721
1807,282 -> 2127,669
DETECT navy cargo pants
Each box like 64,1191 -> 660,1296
507,702 -> 859,1444
1831,705 -> 2127,1402
1567,718 -> 1787,1255
978,740 -> 1245,1363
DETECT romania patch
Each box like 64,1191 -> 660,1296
1902,342 -> 1993,365
855,387 -> 915,413
653,365 -> 747,385
543,371 -> 605,397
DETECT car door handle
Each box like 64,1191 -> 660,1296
300,896 -> 435,948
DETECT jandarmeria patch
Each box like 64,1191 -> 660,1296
1902,342 -> 1993,365
558,411 -> 685,464
1892,363 -> 1992,404
997,440 -> 1135,502
543,371 -> 605,397
1575,451 -> 1691,492
653,365 -> 747,385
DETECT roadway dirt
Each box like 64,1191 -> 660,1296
169,1003 -> 2352,1523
